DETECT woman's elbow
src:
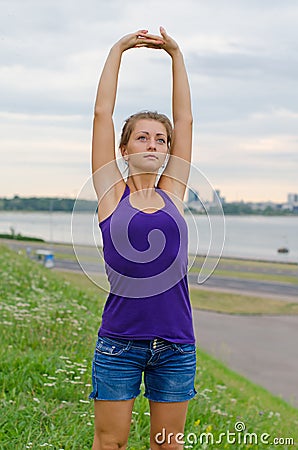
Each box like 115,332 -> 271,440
93,106 -> 113,119
175,115 -> 193,127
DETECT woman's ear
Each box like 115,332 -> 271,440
121,145 -> 128,160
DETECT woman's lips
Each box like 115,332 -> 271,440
144,154 -> 158,159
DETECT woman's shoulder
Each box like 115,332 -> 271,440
97,179 -> 127,224
157,181 -> 185,216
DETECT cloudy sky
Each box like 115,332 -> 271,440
1,0 -> 297,202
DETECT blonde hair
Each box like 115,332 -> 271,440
119,111 -> 172,151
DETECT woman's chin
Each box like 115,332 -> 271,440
129,162 -> 162,174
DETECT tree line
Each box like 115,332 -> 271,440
0,196 -> 97,212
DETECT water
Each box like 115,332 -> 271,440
0,211 -> 297,263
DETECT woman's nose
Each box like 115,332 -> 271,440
147,138 -> 156,150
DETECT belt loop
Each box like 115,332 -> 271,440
126,340 -> 133,351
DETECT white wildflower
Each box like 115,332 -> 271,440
216,384 -> 227,390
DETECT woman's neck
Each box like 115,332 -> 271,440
126,173 -> 157,192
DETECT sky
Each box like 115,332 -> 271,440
1,0 -> 297,202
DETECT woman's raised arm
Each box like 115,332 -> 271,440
158,27 -> 193,200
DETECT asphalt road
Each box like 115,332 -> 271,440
193,309 -> 298,409
52,258 -> 298,301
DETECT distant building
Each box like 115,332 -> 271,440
287,193 -> 298,205
213,189 -> 225,205
188,188 -> 200,203
285,193 -> 298,212
186,188 -> 205,212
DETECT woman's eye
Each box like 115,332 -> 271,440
157,138 -> 166,144
138,136 -> 146,141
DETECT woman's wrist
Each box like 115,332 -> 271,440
110,40 -> 129,57
166,46 -> 182,58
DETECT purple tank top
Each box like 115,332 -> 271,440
98,184 -> 195,344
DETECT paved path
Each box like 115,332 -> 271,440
192,309 -> 298,409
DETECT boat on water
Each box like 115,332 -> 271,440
277,247 -> 289,254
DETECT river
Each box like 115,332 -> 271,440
0,211 -> 297,263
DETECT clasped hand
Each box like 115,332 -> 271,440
116,26 -> 179,56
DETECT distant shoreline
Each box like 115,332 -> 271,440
0,209 -> 297,217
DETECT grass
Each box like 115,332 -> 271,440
189,288 -> 298,315
189,267 -> 298,285
192,255 -> 298,272
0,244 -> 297,449
0,233 -> 45,242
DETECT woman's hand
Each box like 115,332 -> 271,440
115,29 -> 164,53
114,27 -> 180,59
132,27 -> 180,56
159,26 -> 179,56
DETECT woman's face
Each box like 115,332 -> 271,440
122,119 -> 168,173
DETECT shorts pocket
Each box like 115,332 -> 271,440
95,337 -> 130,356
174,343 -> 197,355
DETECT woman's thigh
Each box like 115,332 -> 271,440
92,398 -> 135,450
149,400 -> 189,450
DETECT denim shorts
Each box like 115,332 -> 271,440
89,336 -> 197,402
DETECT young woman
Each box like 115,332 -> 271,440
90,27 -> 196,450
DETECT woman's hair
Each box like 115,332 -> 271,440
119,111 -> 173,151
